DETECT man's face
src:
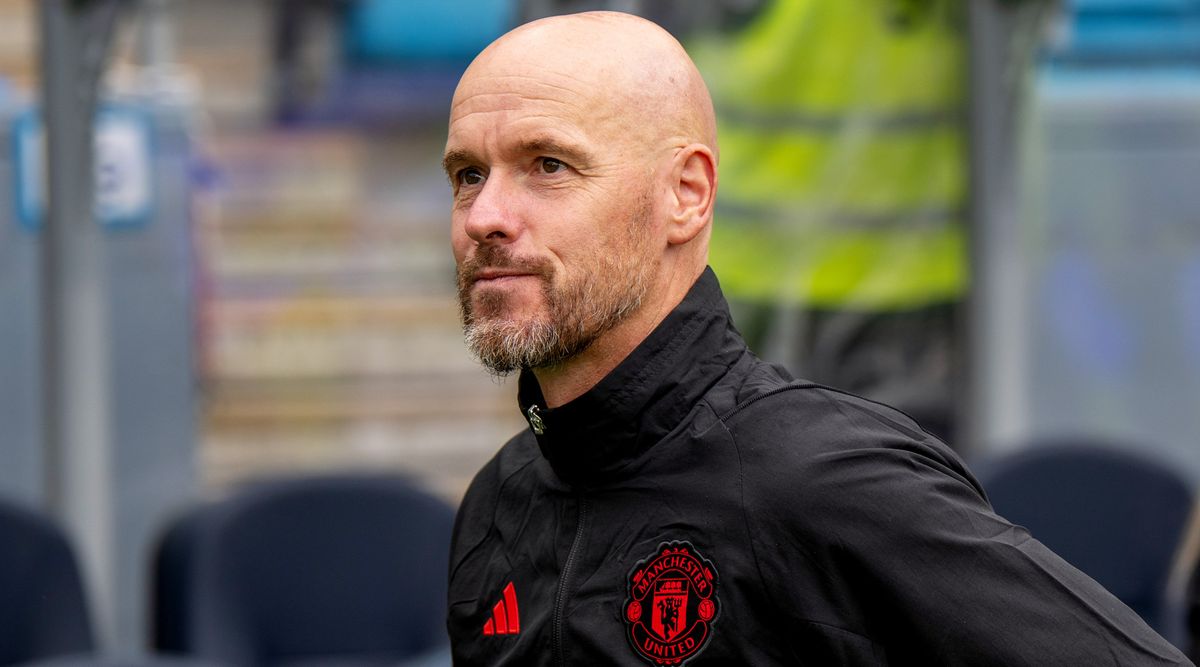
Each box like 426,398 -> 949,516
445,57 -> 661,374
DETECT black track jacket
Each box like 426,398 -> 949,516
447,268 -> 1189,666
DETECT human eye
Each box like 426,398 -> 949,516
538,157 -> 566,174
456,167 -> 485,188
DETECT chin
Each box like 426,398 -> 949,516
472,291 -> 546,323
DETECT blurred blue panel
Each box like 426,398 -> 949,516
345,0 -> 516,63
1069,0 -> 1198,13
1069,16 -> 1200,59
1052,0 -> 1200,65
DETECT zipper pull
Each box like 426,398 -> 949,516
526,404 -> 546,435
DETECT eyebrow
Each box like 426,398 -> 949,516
442,149 -> 473,179
442,136 -> 593,178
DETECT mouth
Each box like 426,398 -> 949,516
471,268 -> 541,286
458,248 -> 552,295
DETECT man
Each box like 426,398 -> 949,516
443,11 -> 1188,666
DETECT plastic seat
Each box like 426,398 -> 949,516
151,474 -> 455,667
0,498 -> 94,665
17,657 -> 225,667
974,441 -> 1194,646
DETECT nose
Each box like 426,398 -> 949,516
462,172 -> 521,246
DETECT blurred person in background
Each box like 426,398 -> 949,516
685,0 -> 967,444
442,10 -> 1187,666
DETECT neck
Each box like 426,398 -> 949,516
531,317 -> 652,408
532,262 -> 703,408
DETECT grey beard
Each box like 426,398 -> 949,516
460,266 -> 648,376
463,315 -> 562,376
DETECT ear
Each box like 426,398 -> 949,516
666,144 -> 717,246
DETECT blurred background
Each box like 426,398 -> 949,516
1,0 -> 1199,664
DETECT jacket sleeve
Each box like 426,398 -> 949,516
733,389 -> 1191,666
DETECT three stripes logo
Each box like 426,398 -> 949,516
482,581 -> 521,636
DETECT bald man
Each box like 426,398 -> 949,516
443,12 -> 1189,666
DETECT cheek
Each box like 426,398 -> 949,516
450,218 -> 472,263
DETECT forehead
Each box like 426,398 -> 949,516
446,59 -> 627,154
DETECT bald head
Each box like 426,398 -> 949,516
454,11 -> 717,159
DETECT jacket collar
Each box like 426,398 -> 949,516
516,267 -> 745,487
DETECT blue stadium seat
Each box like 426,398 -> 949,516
151,474 -> 455,667
975,441 -> 1194,646
17,657 -> 224,667
0,498 -> 94,665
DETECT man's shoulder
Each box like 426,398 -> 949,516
706,354 -> 928,442
716,378 -> 976,497
722,380 -> 930,444
717,380 -> 989,552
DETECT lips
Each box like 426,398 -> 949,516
472,268 -> 538,284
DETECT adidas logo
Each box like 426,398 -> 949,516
483,581 -> 520,636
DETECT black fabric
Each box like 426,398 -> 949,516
974,441 -> 1194,647
0,499 -> 94,665
447,267 -> 1190,666
152,474 -> 455,667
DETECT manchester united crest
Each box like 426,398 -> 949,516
624,541 -> 720,665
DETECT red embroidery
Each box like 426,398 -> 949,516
624,542 -> 720,665
483,581 -> 521,636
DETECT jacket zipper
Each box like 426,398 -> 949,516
553,495 -> 590,666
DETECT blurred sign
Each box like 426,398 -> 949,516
345,0 -> 514,63
12,105 -> 154,231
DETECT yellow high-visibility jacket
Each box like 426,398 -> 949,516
689,0 -> 967,310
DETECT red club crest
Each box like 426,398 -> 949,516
624,541 -> 720,666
